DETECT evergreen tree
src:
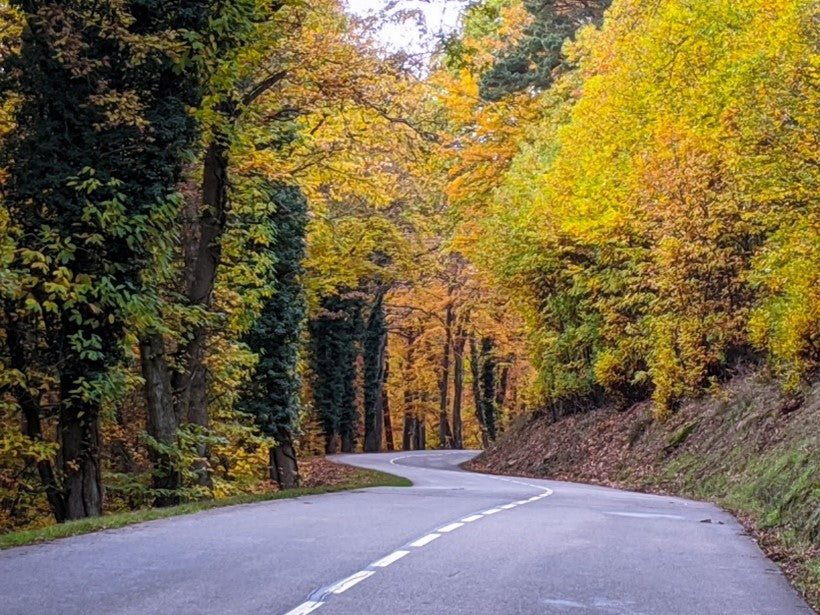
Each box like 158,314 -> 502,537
240,185 -> 308,489
308,293 -> 363,454
480,0 -> 610,101
362,292 -> 388,452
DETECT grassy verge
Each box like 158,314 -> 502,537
0,466 -> 410,550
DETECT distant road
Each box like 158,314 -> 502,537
0,451 -> 812,614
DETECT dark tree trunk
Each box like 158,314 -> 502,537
469,335 -> 489,448
6,320 -> 67,521
401,332 -> 416,450
325,433 -> 338,455
414,418 -> 426,450
340,430 -> 355,454
480,338 -> 498,442
140,333 -> 181,506
173,137 -> 231,488
58,369 -> 103,520
495,358 -> 512,431
438,302 -> 454,449
382,356 -> 395,451
364,295 -> 387,453
270,427 -> 299,489
451,320 -> 467,450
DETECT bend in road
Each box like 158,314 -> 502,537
0,450 -> 812,615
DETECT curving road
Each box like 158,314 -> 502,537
0,451 -> 812,614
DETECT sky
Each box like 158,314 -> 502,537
345,0 -> 466,53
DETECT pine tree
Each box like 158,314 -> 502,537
479,0 -> 610,101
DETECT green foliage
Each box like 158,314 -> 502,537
239,185 -> 309,438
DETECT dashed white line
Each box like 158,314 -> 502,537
409,533 -> 441,547
282,454 -> 555,615
437,522 -> 464,533
371,550 -> 409,567
329,571 -> 374,594
284,601 -> 324,615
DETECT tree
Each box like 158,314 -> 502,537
363,292 -> 388,452
309,292 -> 363,454
0,0 -> 206,520
239,184 -> 308,489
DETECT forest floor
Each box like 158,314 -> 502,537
0,459 -> 410,550
467,367 -> 820,610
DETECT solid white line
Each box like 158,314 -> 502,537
329,570 -> 374,594
437,522 -> 464,533
372,550 -> 410,567
483,508 -> 502,515
461,514 -> 483,523
515,500 -> 529,505
501,503 -> 517,509
409,533 -> 441,547
284,601 -> 324,615
527,496 -> 540,502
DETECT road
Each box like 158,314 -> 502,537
0,450 -> 812,614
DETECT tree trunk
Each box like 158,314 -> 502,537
363,296 -> 387,453
402,411 -> 414,451
495,358 -> 511,432
438,302 -> 454,449
340,430 -> 355,453
452,321 -> 467,450
414,418 -> 426,450
325,433 -> 338,455
270,427 -> 299,489
469,335 -> 489,448
401,332 -> 416,451
480,338 -> 497,442
140,333 -> 181,506
6,320 -> 67,521
58,382 -> 103,520
173,137 -> 230,488
382,356 -> 395,451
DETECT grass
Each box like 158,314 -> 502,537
0,466 -> 410,550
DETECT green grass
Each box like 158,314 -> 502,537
0,467 -> 410,550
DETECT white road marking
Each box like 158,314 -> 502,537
461,514 -> 483,523
328,571 -> 374,594
372,550 -> 410,567
284,601 -> 324,615
437,522 -> 464,533
409,533 -> 441,547
283,453 -> 556,615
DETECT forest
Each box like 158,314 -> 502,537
0,0 -> 816,532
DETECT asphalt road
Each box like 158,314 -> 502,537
0,450 -> 812,614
